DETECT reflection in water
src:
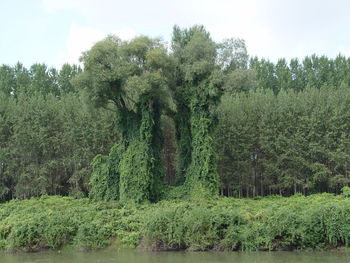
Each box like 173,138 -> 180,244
1,249 -> 350,263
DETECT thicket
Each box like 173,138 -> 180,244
0,196 -> 142,251
2,194 -> 350,251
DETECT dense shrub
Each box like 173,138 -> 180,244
2,195 -> 350,251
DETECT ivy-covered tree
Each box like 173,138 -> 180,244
171,26 -> 223,197
77,35 -> 173,203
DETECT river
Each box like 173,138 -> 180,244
1,249 -> 350,263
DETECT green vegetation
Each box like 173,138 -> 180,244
2,26 -> 350,202
76,36 -> 173,203
2,194 -> 350,252
171,26 -> 224,197
217,87 -> 350,197
0,73 -> 117,201
0,196 -> 142,251
2,25 -> 350,252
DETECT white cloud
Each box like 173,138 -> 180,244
43,0 -> 350,66
55,25 -> 137,67
55,25 -> 106,67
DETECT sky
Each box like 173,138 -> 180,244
1,0 -> 350,68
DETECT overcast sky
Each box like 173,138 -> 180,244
1,0 -> 350,68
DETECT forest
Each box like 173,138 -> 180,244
1,26 -> 350,202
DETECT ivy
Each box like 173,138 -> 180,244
83,26 -> 230,202
171,26 -> 224,198
79,36 -> 172,203
89,143 -> 122,201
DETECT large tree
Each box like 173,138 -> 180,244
77,36 -> 173,203
171,26 -> 224,197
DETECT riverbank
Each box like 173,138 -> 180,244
1,194 -> 350,252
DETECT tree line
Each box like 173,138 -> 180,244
0,64 -> 117,201
217,87 -> 350,197
1,26 -> 350,201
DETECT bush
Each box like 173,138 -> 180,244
2,195 -> 350,251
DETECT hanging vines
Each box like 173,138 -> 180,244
77,36 -> 172,203
80,26 -> 226,202
171,26 -> 224,198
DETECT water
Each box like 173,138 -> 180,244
1,249 -> 350,263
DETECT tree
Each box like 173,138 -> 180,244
0,65 -> 16,96
58,63 -> 81,95
171,25 -> 223,197
77,35 -> 173,203
217,38 -> 249,71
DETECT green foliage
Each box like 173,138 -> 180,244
223,68 -> 257,93
171,25 -> 224,197
119,140 -> 152,203
249,54 -> 350,94
78,35 -> 173,203
3,28 -> 350,204
0,62 -> 80,98
0,196 -> 144,251
0,92 -> 117,200
0,62 -> 113,201
2,195 -> 350,252
217,38 -> 249,71
145,194 -> 350,251
89,144 -> 122,201
341,186 -> 350,197
216,87 -> 350,197
162,185 -> 187,200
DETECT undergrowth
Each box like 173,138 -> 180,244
1,194 -> 350,252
